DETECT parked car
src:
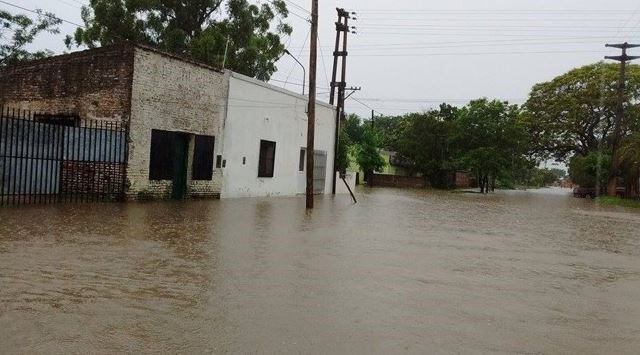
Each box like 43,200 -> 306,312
573,186 -> 626,198
573,187 -> 598,198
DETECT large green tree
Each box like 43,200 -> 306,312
394,107 -> 455,188
522,62 -> 640,161
569,151 -> 611,189
0,9 -> 61,66
619,133 -> 640,196
67,0 -> 292,80
451,99 -> 527,193
356,126 -> 386,180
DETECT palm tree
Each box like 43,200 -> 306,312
620,133 -> 640,198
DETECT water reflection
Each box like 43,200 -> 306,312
1,188 -> 640,353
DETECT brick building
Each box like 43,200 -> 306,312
0,43 -> 338,201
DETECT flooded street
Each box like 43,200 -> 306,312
1,188 -> 640,354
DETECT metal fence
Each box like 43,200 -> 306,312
0,107 -> 128,206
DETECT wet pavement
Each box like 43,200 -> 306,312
1,187 -> 640,354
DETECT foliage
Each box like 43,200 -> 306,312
451,99 -> 527,193
355,126 -> 386,176
529,168 -> 561,188
369,114 -> 406,150
549,168 -> 567,180
0,9 -> 61,66
343,114 -> 365,145
67,0 -> 292,80
595,196 -> 640,209
335,130 -> 351,173
521,62 -> 640,161
393,109 -> 454,188
569,151 -> 611,188
619,133 -> 640,196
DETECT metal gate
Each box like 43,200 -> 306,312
313,150 -> 327,194
0,108 -> 128,206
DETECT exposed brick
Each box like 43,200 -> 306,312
0,45 -> 135,122
0,44 -> 227,201
369,174 -> 428,189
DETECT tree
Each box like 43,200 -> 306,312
368,114 -> 406,150
451,99 -> 526,193
343,114 -> 365,145
335,130 -> 351,174
0,9 -> 61,66
549,168 -> 567,180
529,168 -> 561,187
619,133 -> 640,197
356,126 -> 386,180
67,0 -> 292,80
569,151 -> 611,189
522,62 -> 640,161
394,109 -> 453,188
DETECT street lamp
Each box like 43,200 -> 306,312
283,49 -> 306,95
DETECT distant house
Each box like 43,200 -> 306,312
0,43 -> 340,203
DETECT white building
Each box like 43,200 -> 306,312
0,44 -> 347,201
220,72 -> 337,198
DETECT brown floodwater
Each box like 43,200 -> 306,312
1,188 -> 640,354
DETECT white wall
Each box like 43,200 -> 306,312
221,72 -> 336,198
335,171 -> 357,195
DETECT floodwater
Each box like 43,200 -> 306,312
1,188 -> 640,354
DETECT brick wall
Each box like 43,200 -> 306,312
369,174 -> 428,189
60,161 -> 125,196
455,171 -> 473,188
0,45 -> 135,122
127,47 -> 228,200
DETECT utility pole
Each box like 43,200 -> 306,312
371,109 -> 375,128
604,42 -> 640,197
330,8 -> 356,195
329,8 -> 350,106
306,0 -> 319,209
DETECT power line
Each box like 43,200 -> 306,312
317,35 -> 330,89
615,3 -> 640,40
324,49 -> 607,57
0,0 -> 85,28
289,36 -> 617,50
349,97 -> 386,116
51,0 -> 82,9
283,0 -> 310,14
281,26 -> 311,91
296,40 -> 610,53
355,97 -> 526,103
288,9 -> 310,22
355,32 -> 624,38
356,24 -> 625,30
355,9 -> 633,14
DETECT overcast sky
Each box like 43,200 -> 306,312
4,0 -> 640,119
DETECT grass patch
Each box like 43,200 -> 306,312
595,196 -> 640,209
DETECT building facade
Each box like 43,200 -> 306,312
0,43 -> 338,202
221,73 -> 336,198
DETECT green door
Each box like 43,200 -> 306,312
171,134 -> 188,200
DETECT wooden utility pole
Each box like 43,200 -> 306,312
604,42 -> 640,197
306,0 -> 319,209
